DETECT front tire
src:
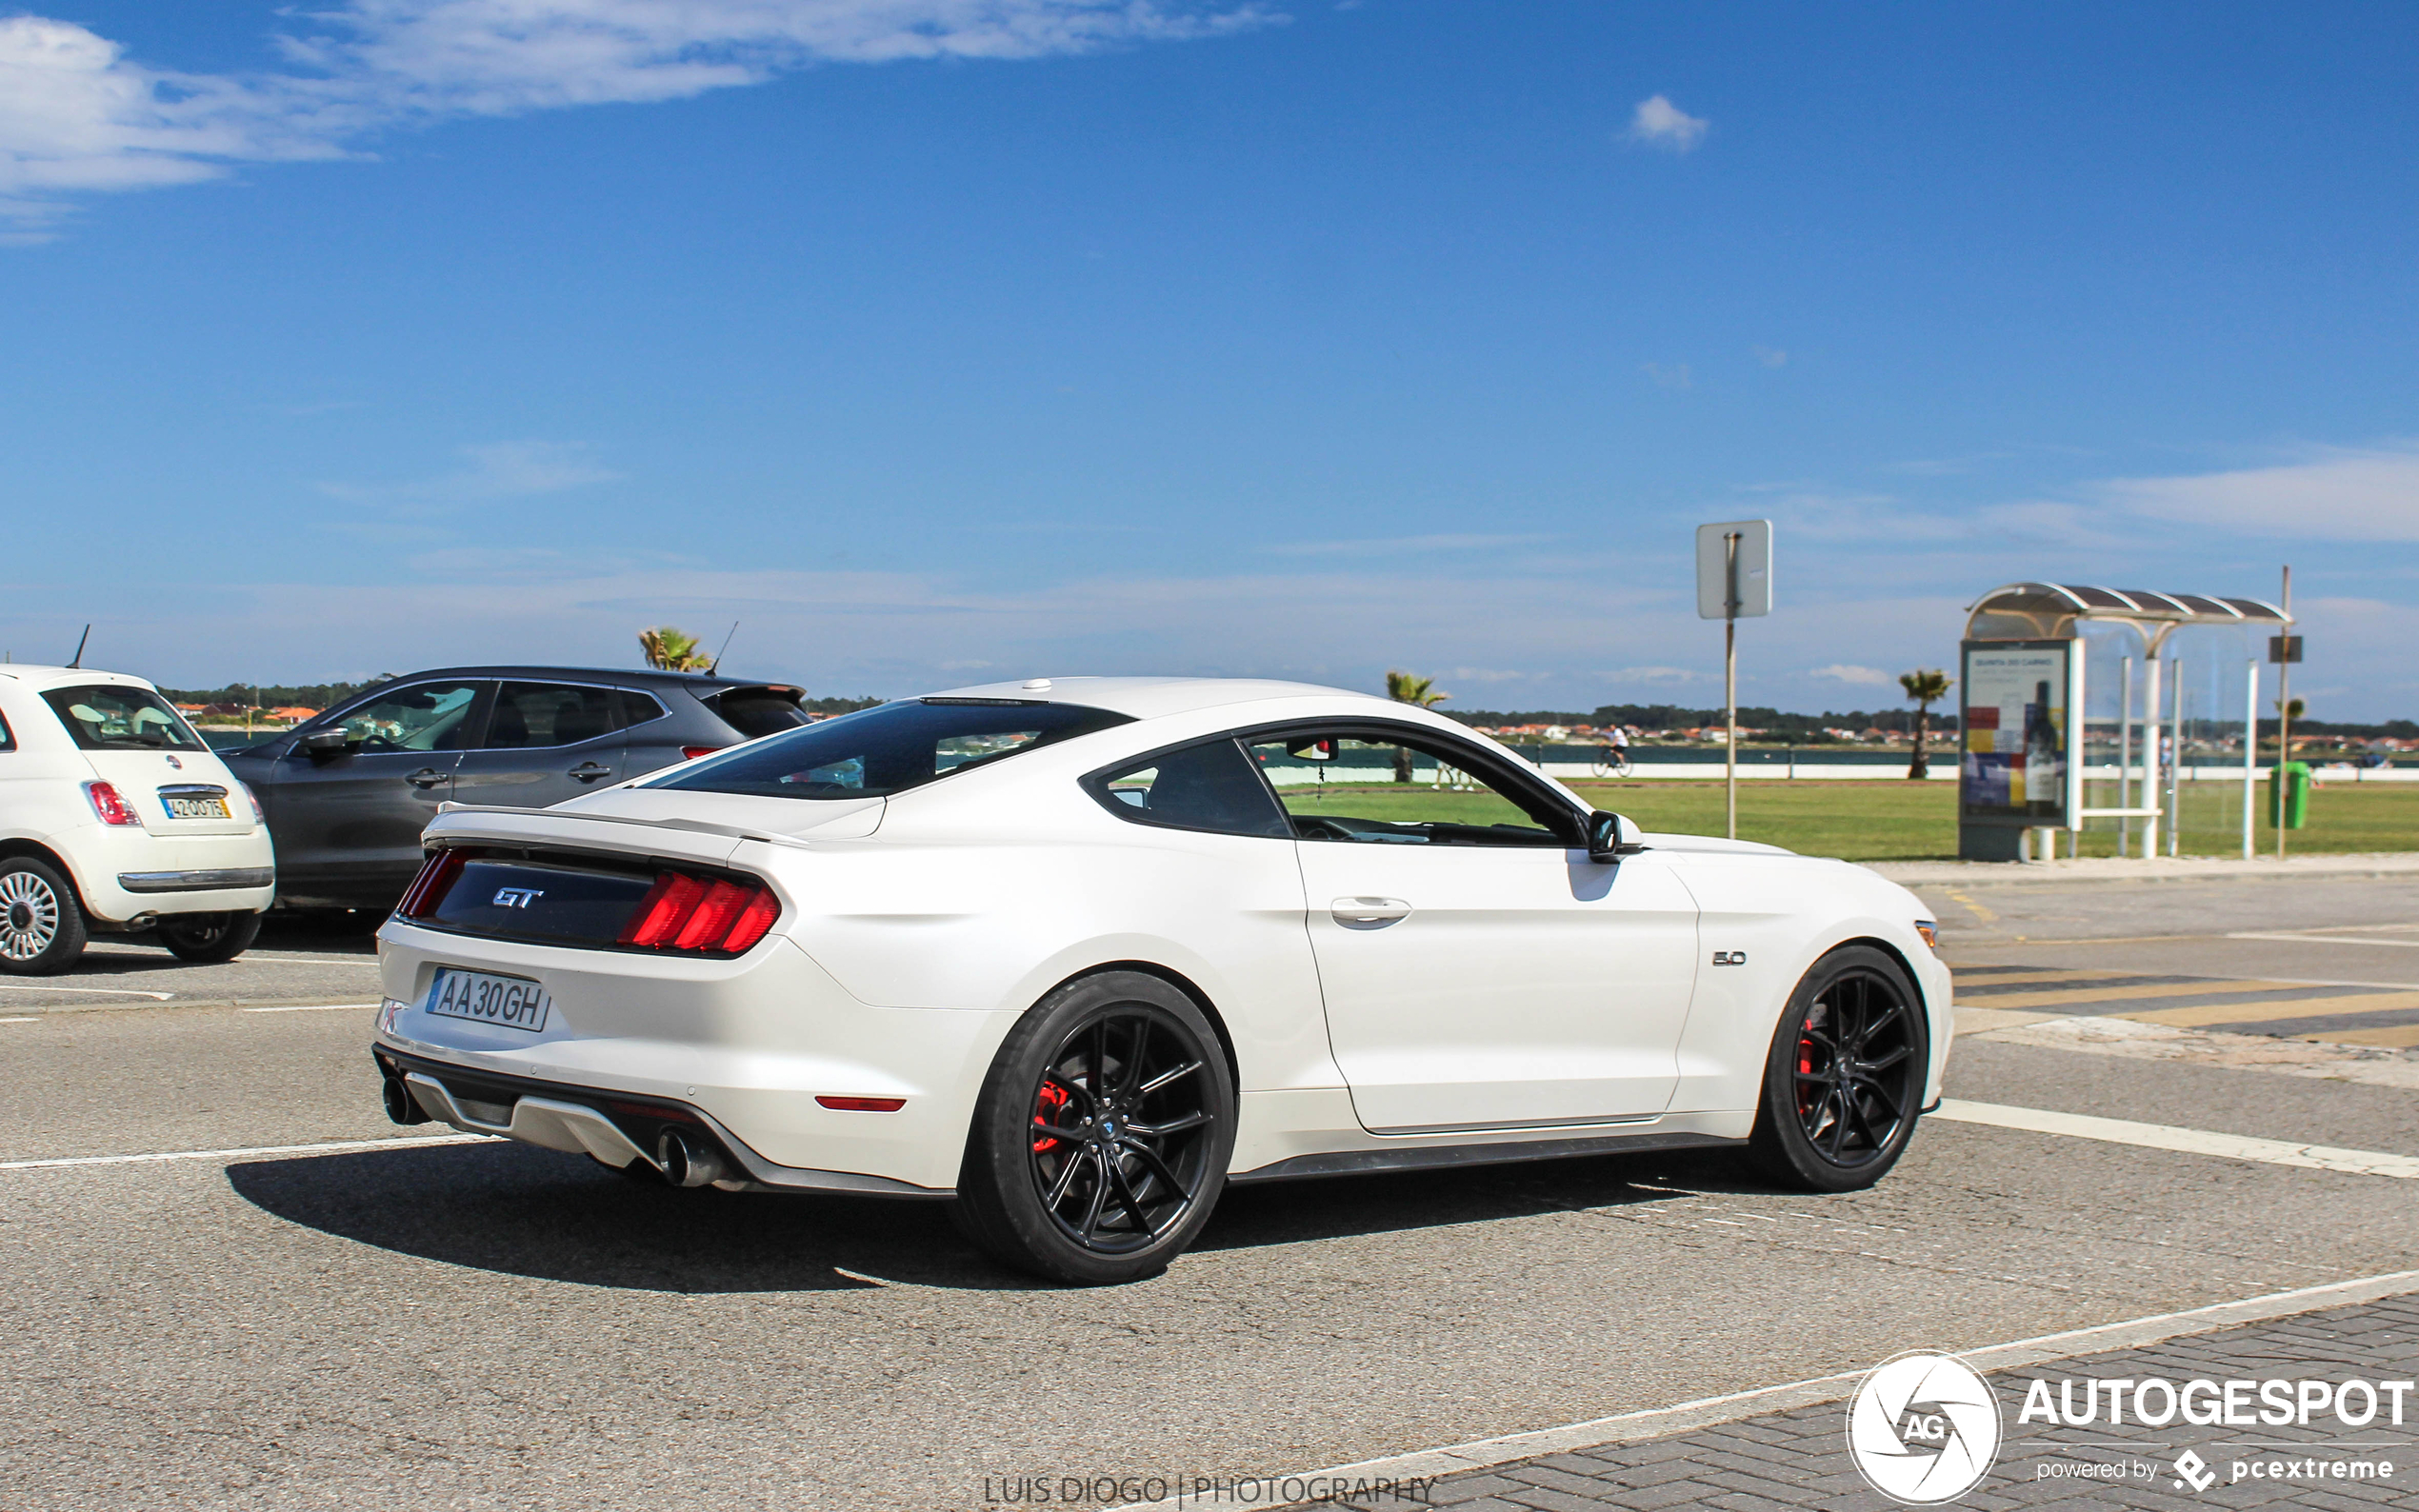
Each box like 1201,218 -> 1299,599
1744,945 -> 1929,1192
952,972 -> 1236,1285
159,911 -> 263,964
0,857 -> 88,976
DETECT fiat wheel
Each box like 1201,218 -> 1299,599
0,857 -> 90,976
953,971 -> 1235,1285
1746,945 -> 1928,1192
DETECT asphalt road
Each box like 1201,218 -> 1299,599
5,877 -> 2417,1510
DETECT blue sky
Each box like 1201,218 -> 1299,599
4,2 -> 2416,718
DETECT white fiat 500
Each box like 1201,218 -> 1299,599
374,678 -> 1950,1283
0,666 -> 276,973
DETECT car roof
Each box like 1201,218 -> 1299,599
922,675 -> 1396,721
0,666 -> 160,691
361,666 -> 796,692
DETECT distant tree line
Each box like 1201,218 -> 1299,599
1445,704 -> 1964,739
158,681 -> 383,709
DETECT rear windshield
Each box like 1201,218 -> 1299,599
43,685 -> 207,751
647,698 -> 1131,800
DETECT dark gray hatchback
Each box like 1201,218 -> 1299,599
222,666 -> 812,909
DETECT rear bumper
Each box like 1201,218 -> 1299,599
56,826 -> 277,924
373,923 -> 1021,1191
378,1048 -> 948,1198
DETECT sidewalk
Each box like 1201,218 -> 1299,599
1332,1292 -> 2419,1510
1868,852 -> 2419,886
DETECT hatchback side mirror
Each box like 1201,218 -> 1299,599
1586,809 -> 1647,863
300,728 -> 350,760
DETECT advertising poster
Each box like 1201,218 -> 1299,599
1961,641 -> 2072,825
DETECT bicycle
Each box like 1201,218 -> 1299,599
1589,745 -> 1633,779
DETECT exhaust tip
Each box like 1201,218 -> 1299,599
382,1074 -> 430,1125
655,1127 -> 728,1188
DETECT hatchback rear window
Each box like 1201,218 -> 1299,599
707,686 -> 810,741
42,685 -> 206,751
647,698 -> 1131,800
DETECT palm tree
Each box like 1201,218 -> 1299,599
1384,669 -> 1449,782
638,626 -> 712,672
1899,668 -> 1952,780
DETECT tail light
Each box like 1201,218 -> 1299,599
234,780 -> 267,825
618,868 -> 781,954
396,848 -> 469,919
84,781 -> 142,826
680,746 -> 723,762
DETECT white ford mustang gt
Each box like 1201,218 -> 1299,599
373,677 -> 1950,1283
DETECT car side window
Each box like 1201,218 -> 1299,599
330,682 -> 483,753
616,689 -> 668,729
1244,731 -> 1570,847
1085,738 -> 1291,839
488,682 -> 621,749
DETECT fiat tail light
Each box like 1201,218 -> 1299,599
84,781 -> 143,826
618,869 -> 781,954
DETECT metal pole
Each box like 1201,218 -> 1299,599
1725,530 -> 1740,840
2142,652 -> 2163,860
2168,655 -> 2184,857
2117,656 -> 2134,857
2276,566 -> 2292,860
2242,658 -> 2257,862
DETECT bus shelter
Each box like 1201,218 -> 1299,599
1959,584 -> 2290,862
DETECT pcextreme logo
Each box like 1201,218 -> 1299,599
1846,1350 -> 2004,1504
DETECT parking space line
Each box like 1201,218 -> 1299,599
2304,1023 -> 2419,1049
0,1132 -> 490,1171
2229,931 -> 2419,948
2121,989 -> 2419,1028
1964,977 -> 2297,1008
1930,1099 -> 2419,1178
0,1017 -> 34,1025
0,984 -> 175,1000
240,1002 -> 379,1013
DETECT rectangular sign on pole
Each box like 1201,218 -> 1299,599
2268,635 -> 2303,664
1958,640 -> 2074,828
1695,521 -> 1773,620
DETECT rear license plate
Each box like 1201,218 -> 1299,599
426,968 -> 551,1032
163,796 -> 230,820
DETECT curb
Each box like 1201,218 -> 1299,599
1240,1267 -> 2419,1507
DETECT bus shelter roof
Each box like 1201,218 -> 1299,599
1965,582 -> 2291,642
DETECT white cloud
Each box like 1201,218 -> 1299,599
1642,361 -> 1691,389
1751,346 -> 1787,368
0,2 -> 1278,233
2099,445 -> 2419,544
320,440 -> 621,507
1265,532 -> 1554,556
1809,664 -> 1891,686
1625,94 -> 1707,152
1601,666 -> 1706,685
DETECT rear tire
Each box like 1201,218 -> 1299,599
159,910 -> 263,964
952,972 -> 1236,1285
1744,945 -> 1929,1192
0,857 -> 88,976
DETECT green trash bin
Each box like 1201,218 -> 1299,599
2268,761 -> 2311,829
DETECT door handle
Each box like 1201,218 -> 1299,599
569,762 -> 614,783
1331,897 -> 1412,928
406,768 -> 448,789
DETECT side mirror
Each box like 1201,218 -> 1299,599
1586,809 -> 1647,863
300,728 -> 350,760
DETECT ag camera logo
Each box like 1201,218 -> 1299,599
1847,1350 -> 2003,1504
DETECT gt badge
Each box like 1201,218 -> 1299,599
492,887 -> 545,908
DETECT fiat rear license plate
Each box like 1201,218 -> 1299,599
164,795 -> 230,820
426,968 -> 551,1032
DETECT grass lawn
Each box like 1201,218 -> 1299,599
1270,775 -> 2419,861
1557,779 -> 2419,862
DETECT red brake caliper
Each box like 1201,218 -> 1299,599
1032,1079 -> 1071,1153
1796,1035 -> 1819,1120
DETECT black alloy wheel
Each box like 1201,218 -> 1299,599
1746,945 -> 1928,1192
159,910 -> 263,964
954,972 -> 1235,1284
